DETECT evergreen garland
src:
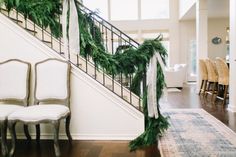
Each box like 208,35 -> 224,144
1,0 -> 169,151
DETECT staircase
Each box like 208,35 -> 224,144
0,2 -> 144,112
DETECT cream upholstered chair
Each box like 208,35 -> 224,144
165,64 -> 187,88
205,59 -> 218,102
8,59 -> 72,157
0,59 -> 31,157
199,59 -> 208,95
215,57 -> 229,107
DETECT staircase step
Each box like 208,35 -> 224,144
42,40 -> 52,44
0,8 -> 8,12
9,17 -> 23,23
123,96 -> 128,101
77,63 -> 82,67
92,74 -> 97,78
106,85 -> 113,90
25,28 -> 37,34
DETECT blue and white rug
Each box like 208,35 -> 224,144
159,109 -> 236,157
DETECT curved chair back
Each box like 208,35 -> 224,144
215,58 -> 229,85
0,59 -> 30,106
199,59 -> 208,80
34,58 -> 71,107
205,59 -> 218,82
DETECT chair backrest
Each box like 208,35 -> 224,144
215,57 -> 229,85
205,59 -> 218,82
34,58 -> 71,107
199,59 -> 208,80
0,59 -> 30,106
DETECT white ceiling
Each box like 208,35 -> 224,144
181,0 -> 229,20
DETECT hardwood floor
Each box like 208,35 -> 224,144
3,83 -> 236,157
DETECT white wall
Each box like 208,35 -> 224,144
0,13 -> 144,140
208,18 -> 229,59
180,18 -> 229,64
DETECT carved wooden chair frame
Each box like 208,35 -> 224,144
0,59 -> 31,157
8,58 -> 72,157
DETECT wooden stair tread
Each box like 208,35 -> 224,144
42,40 -> 52,43
25,28 -> 37,33
9,17 -> 23,23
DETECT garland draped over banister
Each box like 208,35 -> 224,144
1,0 -> 169,151
62,0 -> 80,59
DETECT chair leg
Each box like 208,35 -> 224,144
211,82 -> 217,103
222,85 -> 228,107
1,121 -> 8,157
213,84 -> 220,107
24,124 -> 31,142
66,115 -> 72,144
203,80 -> 208,95
205,82 -> 211,100
53,120 -> 60,157
36,124 -> 40,144
199,80 -> 204,95
8,121 -> 17,157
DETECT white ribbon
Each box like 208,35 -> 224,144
62,0 -> 80,59
147,52 -> 167,119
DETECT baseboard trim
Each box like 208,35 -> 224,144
7,133 -> 138,141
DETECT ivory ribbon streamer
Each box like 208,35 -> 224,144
62,0 -> 80,59
147,52 -> 167,119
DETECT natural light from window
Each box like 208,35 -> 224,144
110,0 -> 138,20
83,0 -> 108,19
141,0 -> 169,19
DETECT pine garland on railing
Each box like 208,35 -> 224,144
1,0 -> 169,151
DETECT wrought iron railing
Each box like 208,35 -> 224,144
0,3 -> 144,112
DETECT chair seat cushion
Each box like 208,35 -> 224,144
8,105 -> 70,122
0,105 -> 24,121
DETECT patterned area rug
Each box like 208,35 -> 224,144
159,109 -> 236,157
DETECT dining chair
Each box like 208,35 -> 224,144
0,59 -> 31,157
199,59 -> 208,95
8,58 -> 72,157
214,57 -> 229,107
205,59 -> 218,103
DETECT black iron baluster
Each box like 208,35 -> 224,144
50,30 -> 53,48
33,23 -> 36,36
103,67 -> 105,85
111,29 -> 114,54
86,54 -> 88,73
130,74 -> 132,104
42,27 -> 44,41
58,17 -> 62,54
16,11 -> 19,23
105,28 -> 108,51
121,73 -> 123,98
24,18 -> 27,29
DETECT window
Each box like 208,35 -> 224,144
189,40 -> 196,76
83,0 -> 108,19
141,0 -> 169,19
110,0 -> 138,20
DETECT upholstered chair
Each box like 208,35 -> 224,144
205,59 -> 218,102
199,59 -> 208,95
8,59 -> 72,157
215,57 -> 229,107
0,59 -> 31,157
